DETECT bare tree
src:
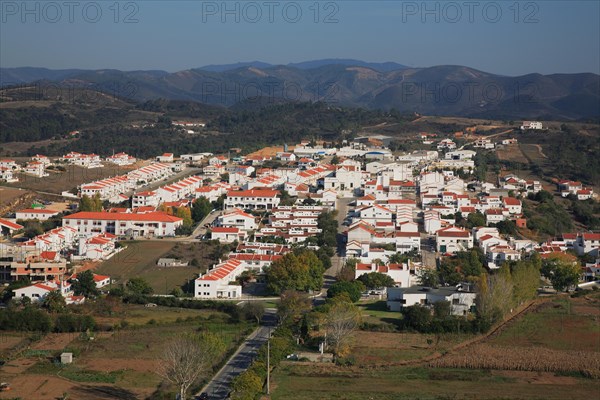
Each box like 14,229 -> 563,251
323,300 -> 361,357
242,301 -> 265,324
157,336 -> 211,400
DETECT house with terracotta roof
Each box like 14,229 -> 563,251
194,259 -> 245,299
225,189 -> 280,210
216,209 -> 258,231
156,153 -> 174,163
435,226 -> 473,254
576,188 -> 594,201
106,152 -> 136,166
15,208 -> 60,221
62,211 -> 183,237
13,280 -> 72,302
76,233 -> 117,260
0,249 -> 68,282
558,180 -> 583,197
0,218 -> 23,236
23,161 -> 48,177
70,272 -> 111,288
354,262 -> 418,287
60,152 -> 103,168
211,227 -> 247,243
486,245 -> 521,269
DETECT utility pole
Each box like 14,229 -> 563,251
266,336 -> 270,395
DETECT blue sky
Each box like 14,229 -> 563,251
1,1 -> 599,75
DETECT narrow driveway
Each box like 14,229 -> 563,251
197,309 -> 277,399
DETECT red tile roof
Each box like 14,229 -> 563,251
64,211 -> 182,223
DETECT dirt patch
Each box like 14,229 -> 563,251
79,358 -> 158,374
492,370 -> 580,385
31,333 -> 79,351
0,357 -> 38,375
0,374 -> 134,400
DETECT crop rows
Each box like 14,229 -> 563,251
429,344 -> 600,378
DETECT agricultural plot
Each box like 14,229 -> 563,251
95,241 -> 217,294
0,307 -> 252,400
271,295 -> 600,399
6,164 -> 138,194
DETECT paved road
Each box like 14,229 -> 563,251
197,308 -> 277,400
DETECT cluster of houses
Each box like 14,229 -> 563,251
2,131 -> 598,309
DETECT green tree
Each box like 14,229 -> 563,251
265,249 -> 324,294
402,304 -> 433,332
230,370 -> 263,400
433,300 -> 451,319
417,268 -> 439,288
43,290 -> 67,313
327,281 -> 365,303
175,207 -> 193,227
510,259 -> 540,304
541,258 -> 580,292
466,211 -> 486,228
277,290 -> 312,326
71,270 -> 99,297
242,301 -> 265,324
126,277 -> 154,295
191,197 -> 212,223
356,272 -> 395,290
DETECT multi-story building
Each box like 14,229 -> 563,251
62,211 -> 183,237
225,189 -> 281,210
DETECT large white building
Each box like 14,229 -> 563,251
194,259 -> 245,299
62,211 -> 183,237
225,189 -> 281,210
15,209 -> 60,221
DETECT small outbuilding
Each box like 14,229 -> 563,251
61,352 -> 73,364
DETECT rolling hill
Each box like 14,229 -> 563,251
1,61 -> 598,120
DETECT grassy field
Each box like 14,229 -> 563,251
6,164 -> 139,194
95,240 -> 219,294
0,305 -> 252,400
357,300 -> 400,325
271,364 -> 598,400
271,294 -> 600,400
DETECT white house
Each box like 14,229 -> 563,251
225,189 -> 281,210
435,226 -> 473,254
211,227 -> 246,243
106,152 -> 136,166
387,284 -> 476,315
194,259 -> 244,299
156,153 -> 174,163
575,233 -> 600,257
62,211 -> 183,237
23,161 -> 48,177
216,209 -> 258,231
502,197 -> 522,214
520,121 -> 543,130
357,205 -> 394,225
0,218 -> 24,236
13,280 -> 71,302
15,209 -> 60,221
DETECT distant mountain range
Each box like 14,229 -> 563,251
1,60 -> 598,120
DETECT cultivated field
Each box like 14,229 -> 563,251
0,305 -> 252,400
6,164 -> 141,194
271,294 -> 600,399
95,241 -> 218,294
